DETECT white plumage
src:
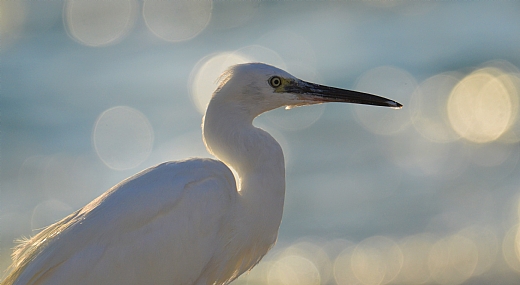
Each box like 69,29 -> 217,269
2,63 -> 400,285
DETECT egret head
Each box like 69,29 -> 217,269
212,63 -> 402,118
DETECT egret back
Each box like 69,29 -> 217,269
4,159 -> 238,285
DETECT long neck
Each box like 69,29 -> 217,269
202,98 -> 285,239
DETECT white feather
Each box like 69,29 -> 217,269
3,63 -> 400,285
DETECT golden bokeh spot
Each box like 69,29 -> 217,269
350,236 -> 403,285
267,255 -> 320,285
410,73 -> 462,143
142,0 -> 212,42
65,0 -> 137,47
457,226 -> 498,276
281,241 -> 333,284
189,52 -> 249,114
397,234 -> 435,284
502,224 -> 520,273
333,244 -> 360,285
0,0 -> 27,48
428,235 -> 478,284
447,69 -> 517,143
93,106 -> 154,170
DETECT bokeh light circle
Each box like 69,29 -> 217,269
64,0 -> 136,47
428,234 -> 478,284
447,69 -> 515,143
351,236 -> 403,285
232,45 -> 287,71
93,106 -> 154,170
31,199 -> 72,230
282,240 -> 333,284
397,234 -> 434,284
0,0 -> 27,48
504,224 -> 520,273
457,226 -> 498,276
333,243 -> 361,285
143,0 -> 212,42
354,66 -> 416,136
495,73 -> 520,143
268,255 -> 321,285
189,52 -> 249,114
410,73 -> 462,143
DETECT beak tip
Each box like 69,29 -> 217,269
388,100 -> 403,109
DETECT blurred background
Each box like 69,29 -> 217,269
2,1 -> 520,284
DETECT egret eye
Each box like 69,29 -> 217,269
268,76 -> 282,88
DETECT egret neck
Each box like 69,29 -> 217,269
203,94 -> 285,247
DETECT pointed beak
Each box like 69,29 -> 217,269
285,80 -> 402,109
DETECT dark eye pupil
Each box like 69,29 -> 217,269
270,77 -> 281,87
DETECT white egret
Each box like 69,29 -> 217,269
2,63 -> 401,285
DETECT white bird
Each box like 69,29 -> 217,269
2,63 -> 401,285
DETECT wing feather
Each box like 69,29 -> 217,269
3,158 -> 237,285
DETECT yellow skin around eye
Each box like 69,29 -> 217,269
273,77 -> 294,93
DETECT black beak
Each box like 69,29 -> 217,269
285,80 -> 402,109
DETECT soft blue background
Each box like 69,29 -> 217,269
2,1 -> 520,284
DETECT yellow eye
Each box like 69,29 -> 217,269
268,76 -> 282,88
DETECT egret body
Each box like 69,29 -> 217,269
2,63 -> 401,285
